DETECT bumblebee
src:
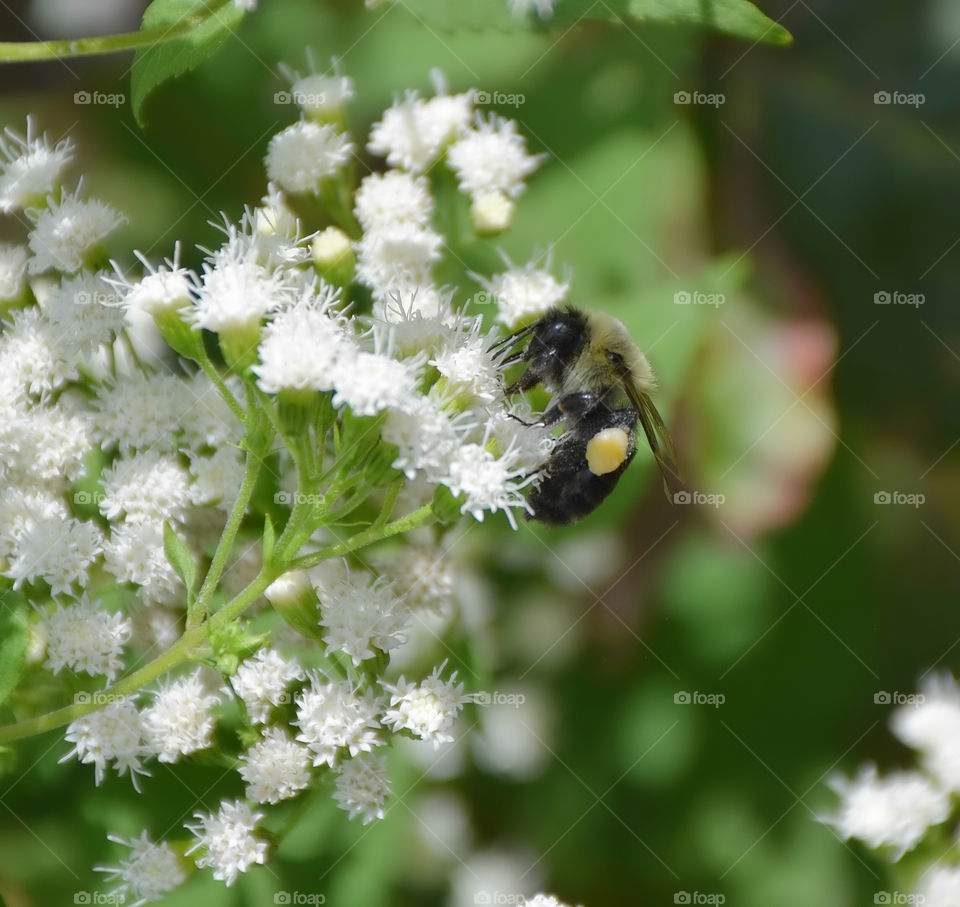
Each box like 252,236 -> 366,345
491,306 -> 680,525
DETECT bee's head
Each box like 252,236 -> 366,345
585,312 -> 656,393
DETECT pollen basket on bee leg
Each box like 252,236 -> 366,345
585,427 -> 630,476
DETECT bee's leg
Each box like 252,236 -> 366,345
541,392 -> 604,425
507,412 -> 541,427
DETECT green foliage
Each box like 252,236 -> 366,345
628,0 -> 792,44
0,587 -> 28,711
131,0 -> 246,126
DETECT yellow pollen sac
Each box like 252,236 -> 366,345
585,428 -> 629,476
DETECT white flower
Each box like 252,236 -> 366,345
295,675 -> 383,766
333,753 -> 390,824
239,727 -> 313,803
354,170 -> 433,232
471,190 -> 515,234
443,436 -> 534,529
381,393 -> 465,481
891,674 -> 960,791
141,669 -> 221,762
95,831 -> 187,907
92,371 -> 189,453
331,348 -> 423,417
4,514 -> 103,595
447,114 -> 544,201
42,596 -> 131,682
61,697 -> 149,790
0,243 -> 28,299
265,120 -> 353,194
3,403 -> 92,486
0,488 -> 66,559
103,520 -> 182,605
319,573 -> 409,665
0,118 -> 74,212
379,545 -> 456,615
824,764 -> 950,859
355,224 -> 443,299
231,648 -> 305,724
99,450 -> 193,525
185,799 -> 267,887
27,186 -> 126,274
479,251 -> 569,327
368,87 -> 473,172
254,283 -> 350,393
38,270 -> 125,358
0,305 -> 77,397
382,664 -> 471,748
188,446 -> 245,509
190,233 -> 298,333
431,324 -> 502,403
524,896 -> 572,907
508,0 -> 556,18
287,71 -> 355,119
114,246 -> 194,318
915,865 -> 960,907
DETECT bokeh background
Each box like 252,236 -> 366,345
0,0 -> 958,904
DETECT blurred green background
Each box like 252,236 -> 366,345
1,0 -> 958,904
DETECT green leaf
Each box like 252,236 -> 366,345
262,513 -> 276,566
628,0 -> 792,45
130,0 -> 246,126
0,589 -> 29,710
163,520 -> 198,593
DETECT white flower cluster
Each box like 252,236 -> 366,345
2,62 -> 574,900
824,674 -> 960,903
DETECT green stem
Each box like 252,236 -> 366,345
289,503 -> 436,571
0,15 -> 218,64
187,432 -> 266,628
0,567 -> 277,745
196,344 -> 245,424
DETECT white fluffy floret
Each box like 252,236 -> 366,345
185,799 -> 267,887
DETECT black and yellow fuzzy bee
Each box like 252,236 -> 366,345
492,306 -> 681,525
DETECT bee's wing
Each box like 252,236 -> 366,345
624,382 -> 683,499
